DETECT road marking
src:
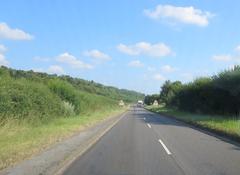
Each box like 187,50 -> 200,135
55,112 -> 127,175
147,123 -> 151,128
158,139 -> 172,155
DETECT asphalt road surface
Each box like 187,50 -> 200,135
63,107 -> 240,175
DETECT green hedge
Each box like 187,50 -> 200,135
0,66 -> 130,124
160,66 -> 240,117
0,77 -> 68,123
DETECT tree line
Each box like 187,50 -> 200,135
145,66 -> 240,117
0,66 -> 144,123
0,66 -> 144,103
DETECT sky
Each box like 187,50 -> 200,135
1,0 -> 240,94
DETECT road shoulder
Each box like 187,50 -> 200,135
145,107 -> 240,146
0,111 -> 127,175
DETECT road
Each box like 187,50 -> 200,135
63,107 -> 240,175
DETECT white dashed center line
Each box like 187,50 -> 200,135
158,139 -> 172,155
144,119 -> 171,155
147,123 -> 151,128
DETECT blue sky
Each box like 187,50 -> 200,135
1,0 -> 240,94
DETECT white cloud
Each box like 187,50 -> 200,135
161,65 -> 176,73
0,22 -> 34,40
144,5 -> 213,27
56,52 -> 93,69
117,42 -> 172,57
128,60 -> 144,67
235,45 -> 240,53
84,49 -> 111,61
0,53 -> 9,66
153,73 -> 166,81
117,44 -> 138,55
0,44 -> 7,53
212,55 -> 232,62
212,45 -> 240,62
47,65 -> 65,75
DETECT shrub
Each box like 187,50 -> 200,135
159,66 -> 240,117
0,78 -> 68,123
48,79 -> 82,113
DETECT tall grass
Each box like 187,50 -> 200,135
0,68 -> 119,125
0,107 -> 125,170
0,66 -> 131,169
147,105 -> 240,137
0,77 -> 69,124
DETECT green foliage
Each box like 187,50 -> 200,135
147,105 -> 240,137
144,94 -> 160,105
0,77 -> 68,123
0,66 -> 144,103
0,66 -> 143,124
60,75 -> 144,103
48,79 -> 82,113
160,80 -> 182,105
159,66 -> 240,117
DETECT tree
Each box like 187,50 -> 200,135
160,80 -> 182,105
144,94 -> 160,105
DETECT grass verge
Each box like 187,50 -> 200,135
146,105 -> 240,142
0,106 -> 126,170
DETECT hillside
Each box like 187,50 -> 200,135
0,66 -> 144,124
0,66 -> 144,169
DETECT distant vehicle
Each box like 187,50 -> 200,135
137,100 -> 143,107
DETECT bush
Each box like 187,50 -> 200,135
159,66 -> 240,117
0,66 -> 142,125
48,79 -> 82,113
0,78 -> 69,123
144,94 -> 160,105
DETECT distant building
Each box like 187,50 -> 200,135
153,100 -> 159,106
119,100 -> 125,107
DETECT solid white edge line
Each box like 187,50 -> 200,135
158,139 -> 172,155
147,123 -> 151,128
